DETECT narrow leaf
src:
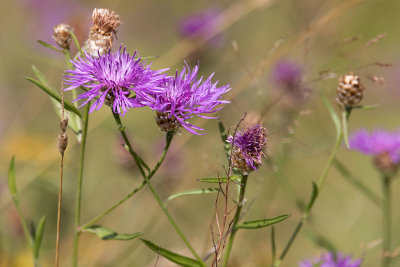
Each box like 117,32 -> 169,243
26,77 -> 81,117
305,182 -> 318,213
69,30 -> 81,54
271,227 -> 276,264
342,111 -> 349,148
197,175 -> 241,184
352,104 -> 380,110
166,188 -> 219,203
37,40 -> 63,52
84,225 -> 142,241
34,216 -> 46,257
321,95 -> 341,138
8,156 -> 17,198
141,239 -> 202,267
236,214 -> 290,230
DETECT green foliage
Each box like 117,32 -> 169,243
37,40 -> 63,52
141,239 -> 202,267
236,214 -> 290,230
321,95 -> 341,138
166,188 -> 220,203
84,225 -> 142,241
305,182 -> 319,213
197,175 -> 241,184
33,216 -> 46,258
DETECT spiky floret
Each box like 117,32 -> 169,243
143,63 -> 230,134
227,125 -> 267,172
299,252 -> 361,267
64,46 -> 168,116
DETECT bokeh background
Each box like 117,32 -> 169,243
1,0 -> 400,266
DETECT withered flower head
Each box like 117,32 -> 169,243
336,73 -> 364,107
52,24 -> 72,49
92,8 -> 121,35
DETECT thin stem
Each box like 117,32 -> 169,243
80,134 -> 171,229
382,175 -> 392,267
55,155 -> 64,267
222,174 -> 249,267
72,104 -> 90,267
274,128 -> 344,266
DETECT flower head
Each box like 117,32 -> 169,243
64,46 -> 168,116
336,73 -> 364,107
143,63 -> 230,134
227,125 -> 267,173
299,252 -> 361,267
349,129 -> 400,173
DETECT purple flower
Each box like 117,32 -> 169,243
64,46 -> 168,116
299,252 -> 361,267
143,63 -> 230,135
227,125 -> 267,172
179,8 -> 224,47
272,59 -> 303,91
349,129 -> 400,165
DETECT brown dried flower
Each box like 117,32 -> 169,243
52,24 -> 72,49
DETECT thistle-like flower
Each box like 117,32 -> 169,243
299,252 -> 361,267
143,64 -> 230,134
64,46 -> 168,116
349,129 -> 400,173
227,125 -> 267,173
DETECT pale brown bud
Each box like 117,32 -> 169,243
92,8 -> 120,35
57,132 -> 68,156
84,31 -> 112,57
336,73 -> 364,107
155,112 -> 181,134
52,24 -> 72,49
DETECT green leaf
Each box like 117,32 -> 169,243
218,121 -> 231,159
321,95 -> 341,138
33,216 -> 46,258
8,156 -> 17,198
37,40 -> 63,52
342,111 -> 349,148
84,225 -> 142,241
271,227 -> 276,264
69,30 -> 81,54
141,239 -> 202,267
197,175 -> 241,184
166,188 -> 219,203
352,104 -> 380,110
305,182 -> 318,213
236,214 -> 290,230
26,77 -> 82,117
141,55 -> 158,61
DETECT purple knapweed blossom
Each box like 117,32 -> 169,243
179,8 -> 224,47
64,46 -> 168,116
227,125 -> 267,172
299,252 -> 361,267
272,59 -> 303,91
143,63 -> 230,135
349,129 -> 400,173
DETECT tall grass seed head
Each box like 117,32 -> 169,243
349,129 -> 400,174
336,73 -> 364,107
52,23 -> 72,49
144,63 -> 231,135
64,46 -> 168,116
299,252 -> 361,267
227,125 -> 267,173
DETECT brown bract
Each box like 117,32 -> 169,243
336,72 -> 364,107
52,24 -> 72,49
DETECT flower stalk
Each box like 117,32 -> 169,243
381,175 -> 392,267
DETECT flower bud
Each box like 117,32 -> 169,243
336,73 -> 364,107
52,24 -> 72,49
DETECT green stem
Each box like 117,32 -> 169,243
72,104 -> 90,267
80,133 -> 171,229
274,129 -> 344,267
222,174 -> 249,267
382,175 -> 392,267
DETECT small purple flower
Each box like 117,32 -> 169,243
64,46 -> 168,116
144,63 -> 230,135
272,59 -> 303,91
227,125 -> 267,172
299,252 -> 361,267
179,8 -> 224,47
349,129 -> 400,173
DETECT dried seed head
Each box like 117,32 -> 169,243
155,112 -> 181,134
60,118 -> 68,133
57,132 -> 68,156
373,152 -> 399,174
84,31 -> 112,57
336,73 -> 364,107
52,24 -> 72,49
92,8 -> 120,35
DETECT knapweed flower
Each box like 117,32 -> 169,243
299,252 -> 361,267
227,125 -> 267,173
336,73 -> 364,107
64,46 -> 168,116
179,8 -> 224,47
52,23 -> 72,49
349,129 -> 400,173
143,63 -> 230,134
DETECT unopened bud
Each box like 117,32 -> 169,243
52,24 -> 72,49
336,73 -> 364,107
57,132 -> 68,156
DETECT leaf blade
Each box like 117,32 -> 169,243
84,225 -> 142,241
33,216 -> 46,257
166,188 -> 219,203
8,156 -> 17,198
37,40 -> 63,52
305,182 -> 319,213
321,95 -> 341,138
197,175 -> 241,184
236,214 -> 290,230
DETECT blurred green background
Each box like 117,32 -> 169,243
1,0 -> 400,266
